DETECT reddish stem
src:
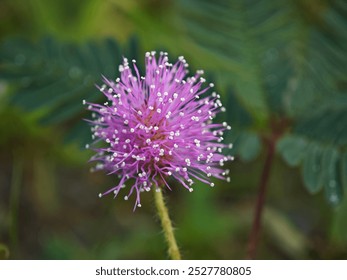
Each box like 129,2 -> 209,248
246,136 -> 276,259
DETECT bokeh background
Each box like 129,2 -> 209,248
1,0 -> 347,260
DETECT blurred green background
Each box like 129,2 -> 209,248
1,0 -> 347,260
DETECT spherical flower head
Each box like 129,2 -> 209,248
84,51 -> 233,210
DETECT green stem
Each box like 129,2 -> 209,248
153,189 -> 181,260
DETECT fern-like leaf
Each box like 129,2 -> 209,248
0,36 -> 141,144
174,0 -> 347,203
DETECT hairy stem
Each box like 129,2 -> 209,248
246,137 -> 276,259
154,189 -> 181,260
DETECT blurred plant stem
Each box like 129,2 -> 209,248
246,135 -> 276,259
154,188 -> 181,260
9,155 -> 24,256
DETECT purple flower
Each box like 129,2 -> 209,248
85,51 -> 233,209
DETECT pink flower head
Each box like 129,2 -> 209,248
85,51 -> 233,210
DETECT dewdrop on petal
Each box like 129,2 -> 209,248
85,51 -> 233,210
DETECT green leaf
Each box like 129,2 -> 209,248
302,143 -> 324,194
321,146 -> 343,205
176,0 -> 274,124
277,135 -> 308,167
11,77 -> 73,110
294,100 -> 347,146
0,36 -> 141,143
130,0 -> 347,205
279,94 -> 347,203
173,0 -> 347,123
296,141 -> 344,204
